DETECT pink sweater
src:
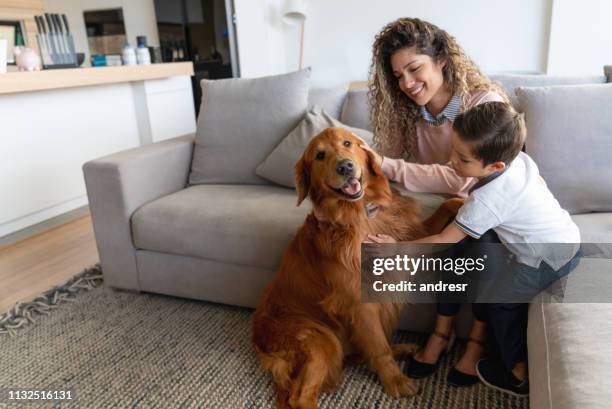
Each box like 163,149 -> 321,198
381,91 -> 504,197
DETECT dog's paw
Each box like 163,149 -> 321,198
391,343 -> 419,358
382,374 -> 418,397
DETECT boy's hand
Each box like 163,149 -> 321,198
365,233 -> 397,244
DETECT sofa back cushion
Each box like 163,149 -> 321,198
516,83 -> 612,214
308,83 -> 348,120
336,76 -> 608,131
189,69 -> 310,185
340,88 -> 372,131
490,74 -> 606,111
255,105 -> 373,188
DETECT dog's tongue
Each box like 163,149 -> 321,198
342,177 -> 361,196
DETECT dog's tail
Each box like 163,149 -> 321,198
255,347 -> 297,391
254,323 -> 343,408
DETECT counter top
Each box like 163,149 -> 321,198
0,62 -> 194,95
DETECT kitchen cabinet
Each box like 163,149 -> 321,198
0,62 -> 196,238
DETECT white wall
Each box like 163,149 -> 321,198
233,0 -> 285,78
235,0 -> 611,86
44,0 -> 160,66
290,0 -> 552,86
547,0 -> 612,75
238,0 -> 551,86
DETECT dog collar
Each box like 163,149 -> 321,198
365,202 -> 379,218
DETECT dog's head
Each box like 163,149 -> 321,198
295,128 -> 391,213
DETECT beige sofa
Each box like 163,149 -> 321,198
83,70 -> 612,409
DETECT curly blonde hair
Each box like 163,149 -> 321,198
368,18 -> 509,159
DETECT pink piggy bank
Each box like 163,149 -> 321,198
14,46 -> 42,71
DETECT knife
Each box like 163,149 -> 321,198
34,16 -> 51,65
52,14 -> 67,63
34,14 -> 42,34
58,13 -> 76,64
44,13 -> 60,63
39,14 -> 56,64
61,14 -> 70,34
34,16 -> 45,62
53,13 -> 68,64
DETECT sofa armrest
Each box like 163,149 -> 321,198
83,134 -> 195,291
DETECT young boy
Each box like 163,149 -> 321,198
367,101 -> 581,396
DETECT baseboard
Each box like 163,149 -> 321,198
0,205 -> 90,248
0,196 -> 89,238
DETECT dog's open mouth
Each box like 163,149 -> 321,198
332,176 -> 364,200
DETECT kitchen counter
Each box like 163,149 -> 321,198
0,62 -> 194,95
0,61 -> 197,238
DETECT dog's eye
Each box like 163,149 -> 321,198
316,151 -> 325,160
343,140 -> 351,147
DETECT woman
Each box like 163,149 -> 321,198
365,17 -> 509,386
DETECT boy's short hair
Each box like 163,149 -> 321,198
452,101 -> 527,165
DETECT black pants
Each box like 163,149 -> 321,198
438,229 -> 581,373
484,250 -> 581,372
485,303 -> 529,372
436,229 -> 501,322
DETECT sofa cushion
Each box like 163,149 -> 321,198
489,74 -> 606,111
131,183 -> 447,271
132,185 -> 311,270
516,84 -> 612,214
340,88 -> 372,131
255,105 -> 373,188
308,84 -> 348,120
189,69 -> 310,185
336,77 -> 608,128
528,300 -> 612,409
571,213 -> 612,243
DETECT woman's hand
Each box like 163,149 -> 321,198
353,133 -> 384,167
364,233 -> 397,244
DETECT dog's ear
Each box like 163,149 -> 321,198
362,146 -> 392,207
364,148 -> 385,178
295,157 -> 310,206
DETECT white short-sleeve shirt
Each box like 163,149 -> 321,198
454,152 -> 580,270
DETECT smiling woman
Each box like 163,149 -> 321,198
365,18 -> 509,198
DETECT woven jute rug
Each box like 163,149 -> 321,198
0,266 -> 528,409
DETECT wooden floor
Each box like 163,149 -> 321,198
0,213 -> 99,315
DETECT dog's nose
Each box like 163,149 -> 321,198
336,159 -> 354,176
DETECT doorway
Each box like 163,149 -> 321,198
153,0 -> 240,114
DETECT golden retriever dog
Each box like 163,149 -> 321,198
253,127 -> 460,409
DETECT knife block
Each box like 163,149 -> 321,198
37,34 -> 78,69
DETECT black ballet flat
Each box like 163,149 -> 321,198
447,367 -> 480,386
405,330 -> 456,379
446,337 -> 485,387
406,357 -> 437,379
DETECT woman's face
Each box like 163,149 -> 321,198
390,46 -> 446,107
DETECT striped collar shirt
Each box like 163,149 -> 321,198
419,94 -> 462,126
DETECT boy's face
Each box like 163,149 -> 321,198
450,131 -> 506,178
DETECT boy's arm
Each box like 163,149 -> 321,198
408,222 -> 467,244
381,157 -> 476,198
367,223 -> 467,244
